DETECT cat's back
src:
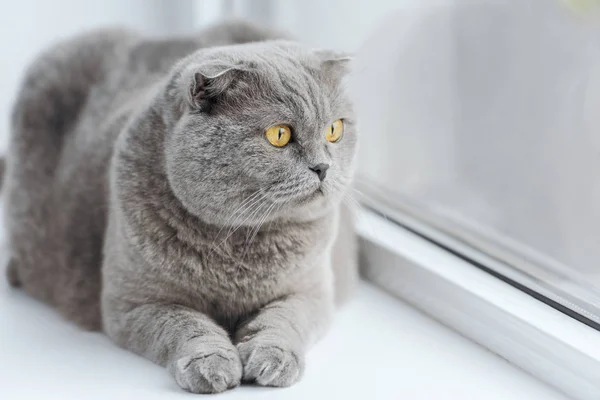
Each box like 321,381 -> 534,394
4,27 -> 147,329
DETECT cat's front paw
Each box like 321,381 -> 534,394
169,346 -> 242,394
237,338 -> 304,387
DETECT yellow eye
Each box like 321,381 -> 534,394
265,125 -> 291,147
326,119 -> 343,143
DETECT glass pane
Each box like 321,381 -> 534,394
354,0 -> 600,322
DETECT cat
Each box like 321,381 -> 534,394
4,20 -> 358,393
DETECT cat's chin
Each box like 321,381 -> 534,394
277,190 -> 332,214
285,193 -> 341,222
293,182 -> 342,206
294,187 -> 324,204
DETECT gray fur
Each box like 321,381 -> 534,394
4,20 -> 358,394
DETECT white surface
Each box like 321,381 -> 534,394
0,278 -> 567,400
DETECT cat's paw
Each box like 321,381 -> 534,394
237,339 -> 304,387
169,346 -> 242,394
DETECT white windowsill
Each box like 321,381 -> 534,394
0,275 -> 566,399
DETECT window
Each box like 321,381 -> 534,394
355,0 -> 600,328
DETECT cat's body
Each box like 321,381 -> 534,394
5,21 -> 358,393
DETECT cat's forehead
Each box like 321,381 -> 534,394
197,42 -> 352,124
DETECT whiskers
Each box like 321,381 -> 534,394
237,201 -> 283,266
208,188 -> 271,258
207,183 -> 287,264
206,179 -> 377,268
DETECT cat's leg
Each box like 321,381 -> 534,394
235,283 -> 334,387
103,302 -> 242,394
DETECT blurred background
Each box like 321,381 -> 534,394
2,0 -> 600,336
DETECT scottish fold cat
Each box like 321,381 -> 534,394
4,21 -> 358,393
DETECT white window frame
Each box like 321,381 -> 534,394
357,205 -> 600,400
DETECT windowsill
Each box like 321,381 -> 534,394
0,278 -> 566,399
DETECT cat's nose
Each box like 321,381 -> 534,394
310,163 -> 329,181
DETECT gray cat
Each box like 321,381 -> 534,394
4,20 -> 358,393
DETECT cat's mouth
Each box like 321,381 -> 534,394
268,178 -> 325,205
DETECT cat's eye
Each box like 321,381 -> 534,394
265,125 -> 292,147
326,119 -> 344,143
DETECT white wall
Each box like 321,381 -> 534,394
0,0 -> 195,152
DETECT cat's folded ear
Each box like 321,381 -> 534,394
179,62 -> 247,111
315,50 -> 353,77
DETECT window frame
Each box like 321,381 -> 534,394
357,202 -> 600,400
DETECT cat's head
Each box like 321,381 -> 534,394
163,41 -> 357,227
